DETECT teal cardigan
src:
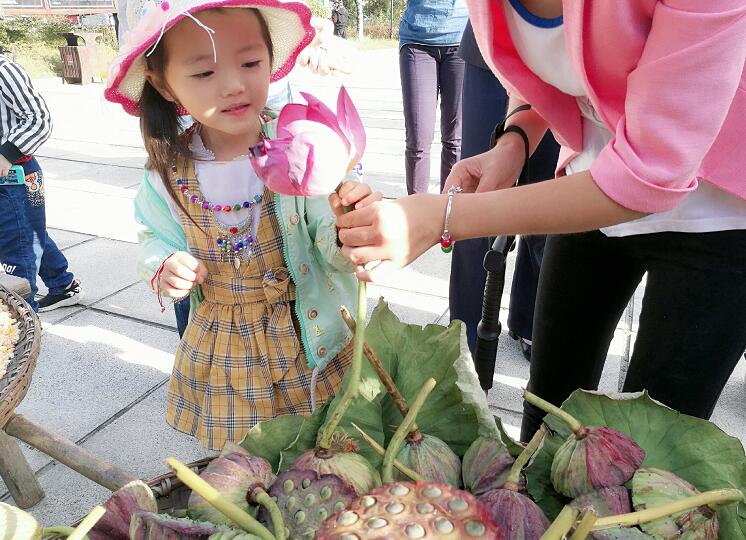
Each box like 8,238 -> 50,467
133,121 -> 358,370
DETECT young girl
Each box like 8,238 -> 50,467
105,0 -> 379,450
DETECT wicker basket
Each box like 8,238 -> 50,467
0,286 -> 41,430
146,457 -> 215,513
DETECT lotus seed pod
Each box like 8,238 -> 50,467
0,501 -> 42,540
478,488 -> 550,540
570,486 -> 632,517
395,433 -> 462,487
188,446 -> 275,526
291,448 -> 381,496
261,468 -> 357,539
551,426 -> 644,498
590,528 -> 654,539
88,480 -> 158,540
462,437 -> 516,496
632,468 -> 719,539
316,481 -> 504,539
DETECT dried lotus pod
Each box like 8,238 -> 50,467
570,486 -> 632,517
523,391 -> 644,498
316,481 -> 503,539
261,468 -> 357,540
395,432 -> 462,487
291,442 -> 381,497
462,436 -> 515,496
632,468 -> 718,539
188,445 -> 275,527
478,488 -> 549,540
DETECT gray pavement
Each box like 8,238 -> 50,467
1,47 -> 744,526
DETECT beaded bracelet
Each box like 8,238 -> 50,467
440,186 -> 462,253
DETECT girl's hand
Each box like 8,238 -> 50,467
296,17 -> 356,75
443,134 -> 525,194
329,181 -> 383,217
336,194 -> 445,282
0,155 -> 12,178
160,251 -> 208,299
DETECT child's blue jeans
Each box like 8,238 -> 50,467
0,157 -> 74,311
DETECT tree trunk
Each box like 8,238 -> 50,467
357,0 -> 364,39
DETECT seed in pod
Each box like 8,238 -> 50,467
261,468 -> 357,539
632,468 -> 718,539
395,432 -> 462,487
523,391 -> 645,498
316,481 -> 504,539
570,486 -> 632,517
462,436 -> 516,496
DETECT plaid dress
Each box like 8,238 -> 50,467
165,157 -> 352,450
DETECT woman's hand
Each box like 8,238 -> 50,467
328,181 -> 382,216
296,17 -> 357,76
159,251 -> 207,299
336,194 -> 446,281
443,133 -> 526,194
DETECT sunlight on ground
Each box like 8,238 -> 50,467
46,324 -> 174,374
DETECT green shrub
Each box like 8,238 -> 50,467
303,0 -> 331,19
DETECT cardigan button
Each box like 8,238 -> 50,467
317,346 -> 327,358
290,213 -> 300,225
300,263 -> 309,274
308,309 -> 318,319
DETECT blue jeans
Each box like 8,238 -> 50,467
0,157 -> 73,311
174,298 -> 190,338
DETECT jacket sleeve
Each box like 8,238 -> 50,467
0,61 -> 52,161
133,170 -> 188,282
590,1 -> 746,213
303,170 -> 358,274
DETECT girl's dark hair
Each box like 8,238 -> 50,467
139,7 -> 274,226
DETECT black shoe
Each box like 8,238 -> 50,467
38,280 -> 84,312
508,330 -> 532,362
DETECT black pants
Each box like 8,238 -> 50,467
399,44 -> 464,194
449,62 -> 559,351
521,229 -> 746,442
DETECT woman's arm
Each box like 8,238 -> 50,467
337,170 -> 644,280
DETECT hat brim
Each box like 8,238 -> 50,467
105,0 -> 314,116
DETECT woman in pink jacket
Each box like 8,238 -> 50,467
337,0 -> 746,441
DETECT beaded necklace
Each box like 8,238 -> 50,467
171,161 -> 263,270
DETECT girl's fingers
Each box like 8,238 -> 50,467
162,287 -> 191,300
166,263 -> 198,283
355,192 -> 383,209
163,274 -> 195,292
354,259 -> 399,283
337,223 -> 380,248
336,203 -> 377,229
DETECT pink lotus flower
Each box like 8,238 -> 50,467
250,86 -> 366,197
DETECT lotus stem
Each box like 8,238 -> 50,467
523,390 -> 584,436
335,181 -> 354,213
318,282 -> 367,450
593,488 -> 745,531
252,488 -> 287,540
350,422 -> 425,482
167,457 -> 275,540
41,527 -> 88,539
340,306 -> 414,428
382,378 -> 436,483
67,506 -> 105,540
540,505 -> 579,540
504,426 -> 545,489
569,510 -> 598,540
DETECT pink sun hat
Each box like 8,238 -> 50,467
105,0 -> 314,116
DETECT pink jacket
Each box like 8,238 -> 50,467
467,0 -> 746,213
